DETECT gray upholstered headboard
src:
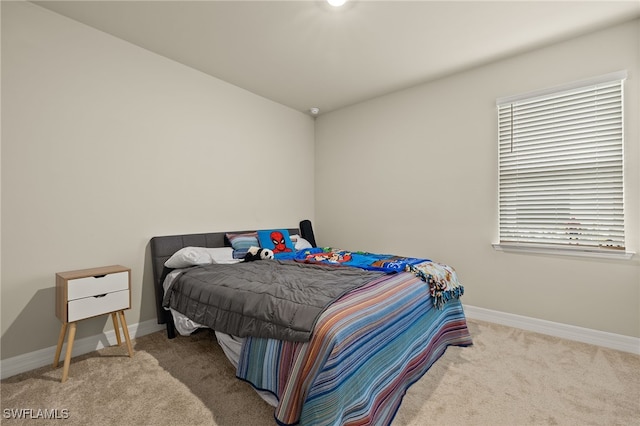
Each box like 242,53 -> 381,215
150,227 -> 301,334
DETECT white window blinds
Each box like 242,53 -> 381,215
497,72 -> 626,251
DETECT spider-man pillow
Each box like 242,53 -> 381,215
257,229 -> 295,255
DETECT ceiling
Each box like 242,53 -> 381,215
32,0 -> 640,115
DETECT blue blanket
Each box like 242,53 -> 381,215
280,247 -> 428,273
276,247 -> 465,310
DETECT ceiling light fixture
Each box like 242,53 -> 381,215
327,0 -> 346,7
309,107 -> 320,116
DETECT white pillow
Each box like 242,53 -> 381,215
294,236 -> 313,250
164,247 -> 238,268
164,247 -> 212,268
206,247 -> 238,264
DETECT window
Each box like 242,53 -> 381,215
495,71 -> 627,257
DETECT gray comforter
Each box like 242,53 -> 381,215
162,260 -> 384,342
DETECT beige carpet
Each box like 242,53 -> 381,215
2,319 -> 639,426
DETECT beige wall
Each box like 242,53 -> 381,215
315,19 -> 640,338
1,2 -> 638,364
1,2 -> 315,359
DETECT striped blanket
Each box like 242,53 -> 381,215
237,270 -> 472,425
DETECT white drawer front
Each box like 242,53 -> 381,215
67,271 -> 129,301
67,289 -> 130,322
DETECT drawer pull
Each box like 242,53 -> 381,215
94,294 -> 107,298
93,274 -> 107,278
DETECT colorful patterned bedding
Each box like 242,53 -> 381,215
237,269 -> 472,425
289,247 -> 426,271
290,247 -> 465,310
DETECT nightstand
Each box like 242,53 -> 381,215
53,265 -> 133,382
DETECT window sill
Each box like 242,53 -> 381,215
492,243 -> 635,260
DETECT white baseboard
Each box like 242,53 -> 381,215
464,305 -> 640,355
0,319 -> 165,380
3,308 -> 638,380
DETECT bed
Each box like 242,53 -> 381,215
150,223 -> 472,425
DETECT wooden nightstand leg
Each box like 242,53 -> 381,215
117,311 -> 134,357
111,312 -> 122,346
61,322 -> 77,383
53,322 -> 68,368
